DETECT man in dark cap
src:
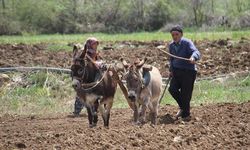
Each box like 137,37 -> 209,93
168,25 -> 201,121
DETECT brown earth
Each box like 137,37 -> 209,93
0,102 -> 249,149
0,38 -> 249,77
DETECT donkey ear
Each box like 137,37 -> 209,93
142,64 -> 153,72
136,57 -> 147,68
79,44 -> 87,59
120,57 -> 130,69
73,44 -> 79,58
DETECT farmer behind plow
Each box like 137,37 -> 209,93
168,25 -> 201,121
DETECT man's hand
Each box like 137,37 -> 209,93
189,57 -> 196,64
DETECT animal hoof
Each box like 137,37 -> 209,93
139,119 -> 146,124
132,121 -> 140,126
89,124 -> 96,128
150,123 -> 156,128
104,126 -> 109,129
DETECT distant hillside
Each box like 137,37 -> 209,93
0,0 -> 250,35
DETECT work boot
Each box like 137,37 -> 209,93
181,115 -> 191,122
175,109 -> 183,119
180,110 -> 191,122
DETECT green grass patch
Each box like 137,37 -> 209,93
161,75 -> 250,106
0,31 -> 250,44
0,72 -> 75,115
113,88 -> 130,109
46,43 -> 72,52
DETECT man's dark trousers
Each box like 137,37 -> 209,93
168,68 -> 197,118
74,97 -> 84,115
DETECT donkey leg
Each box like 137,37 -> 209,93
100,106 -> 106,127
140,98 -> 149,123
86,106 -> 94,127
149,101 -> 159,125
150,111 -> 157,125
133,102 -> 140,124
105,110 -> 111,127
103,98 -> 113,127
100,108 -> 110,127
92,101 -> 99,127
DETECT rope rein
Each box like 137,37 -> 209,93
79,54 -> 111,91
80,65 -> 110,91
81,67 -> 109,91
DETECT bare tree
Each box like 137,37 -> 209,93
72,0 -> 78,21
103,0 -> 122,24
131,0 -> 145,29
211,0 -> 214,14
236,0 -> 243,12
191,0 -> 204,27
2,0 -> 5,9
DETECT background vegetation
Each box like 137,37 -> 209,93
1,31 -> 250,49
0,0 -> 250,35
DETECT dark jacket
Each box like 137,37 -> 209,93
169,37 -> 201,71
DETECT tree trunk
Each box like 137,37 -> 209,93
192,0 -> 204,27
211,0 -> 214,14
139,0 -> 145,30
193,7 -> 198,26
236,0 -> 242,13
2,0 -> 5,9
72,0 -> 77,20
